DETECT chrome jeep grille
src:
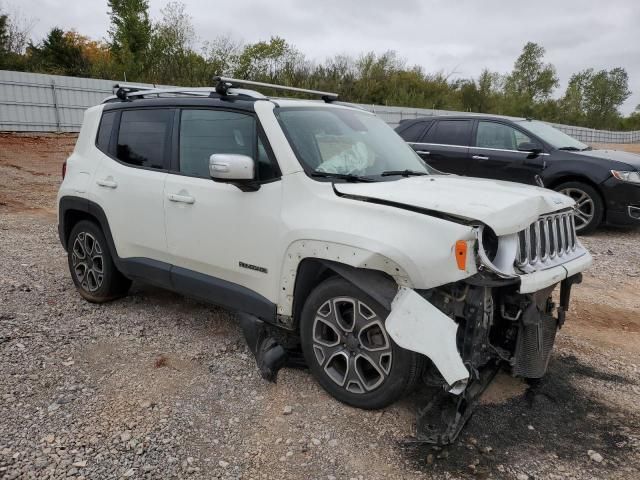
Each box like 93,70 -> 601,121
516,210 -> 578,270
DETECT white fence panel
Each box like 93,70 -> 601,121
1,70 -> 638,143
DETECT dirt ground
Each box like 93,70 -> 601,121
0,133 -> 639,480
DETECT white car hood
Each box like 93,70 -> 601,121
334,175 -> 574,235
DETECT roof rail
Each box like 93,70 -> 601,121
214,76 -> 339,103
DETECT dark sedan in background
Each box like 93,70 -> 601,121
396,115 -> 640,233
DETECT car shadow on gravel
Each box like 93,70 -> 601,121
401,354 -> 639,478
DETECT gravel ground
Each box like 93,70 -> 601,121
1,134 -> 639,479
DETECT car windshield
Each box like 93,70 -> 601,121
517,120 -> 589,151
276,107 -> 432,179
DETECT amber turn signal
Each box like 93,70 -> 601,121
455,240 -> 467,271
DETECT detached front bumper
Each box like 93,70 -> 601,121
386,287 -> 470,393
519,250 -> 592,293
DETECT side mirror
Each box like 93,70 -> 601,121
209,154 -> 259,191
517,142 -> 543,154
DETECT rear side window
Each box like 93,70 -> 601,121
424,120 -> 471,146
116,109 -> 172,169
397,121 -> 431,142
179,109 -> 279,180
96,111 -> 116,154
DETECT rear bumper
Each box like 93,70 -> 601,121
518,251 -> 592,293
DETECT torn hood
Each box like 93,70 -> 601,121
334,175 -> 574,235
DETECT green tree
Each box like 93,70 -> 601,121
147,2 -> 202,84
620,104 -> 640,130
203,35 -> 242,77
0,13 -> 9,56
0,4 -> 32,69
583,68 -> 630,129
560,68 -> 631,129
504,42 -> 558,116
26,27 -> 90,76
107,0 -> 152,80
234,37 -> 302,82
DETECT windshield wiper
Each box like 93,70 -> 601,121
311,171 -> 375,182
380,169 -> 429,177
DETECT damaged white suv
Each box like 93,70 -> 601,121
57,78 -> 592,443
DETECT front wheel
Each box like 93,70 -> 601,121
300,277 -> 422,409
67,220 -> 131,302
555,181 -> 603,235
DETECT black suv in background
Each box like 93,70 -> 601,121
396,115 -> 640,234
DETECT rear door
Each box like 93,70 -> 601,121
468,120 -> 545,185
415,119 -> 472,174
91,108 -> 172,267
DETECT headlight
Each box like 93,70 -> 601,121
476,226 -> 518,278
611,170 -> 640,184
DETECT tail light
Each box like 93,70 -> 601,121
62,160 -> 67,179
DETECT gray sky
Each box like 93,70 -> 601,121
14,0 -> 640,114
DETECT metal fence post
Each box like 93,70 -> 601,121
51,80 -> 61,133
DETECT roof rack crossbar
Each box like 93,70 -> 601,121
108,83 -> 268,102
214,76 -> 338,102
111,83 -> 218,101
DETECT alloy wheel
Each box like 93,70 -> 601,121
71,232 -> 104,292
311,297 -> 393,394
559,187 -> 594,231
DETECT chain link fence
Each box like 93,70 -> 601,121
1,70 -> 639,143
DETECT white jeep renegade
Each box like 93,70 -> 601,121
57,78 -> 592,443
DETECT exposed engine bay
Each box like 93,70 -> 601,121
409,272 -> 583,444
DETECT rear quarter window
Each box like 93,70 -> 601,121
396,121 -> 431,142
96,111 -> 116,154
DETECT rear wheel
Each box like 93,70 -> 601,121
67,220 -> 131,302
555,181 -> 603,235
300,277 -> 421,409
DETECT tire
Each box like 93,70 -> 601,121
67,220 -> 131,302
300,277 -> 422,410
554,181 -> 603,235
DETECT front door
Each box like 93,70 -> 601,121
163,108 -> 283,315
467,120 -> 545,185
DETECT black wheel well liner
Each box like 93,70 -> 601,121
58,196 -> 120,264
291,258 -> 398,331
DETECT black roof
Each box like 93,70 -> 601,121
398,114 -> 527,126
102,95 -> 258,113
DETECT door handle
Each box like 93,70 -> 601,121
472,155 -> 490,160
96,178 -> 118,189
168,193 -> 195,204
415,150 -> 431,155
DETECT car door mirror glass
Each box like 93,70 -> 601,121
209,153 -> 255,181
